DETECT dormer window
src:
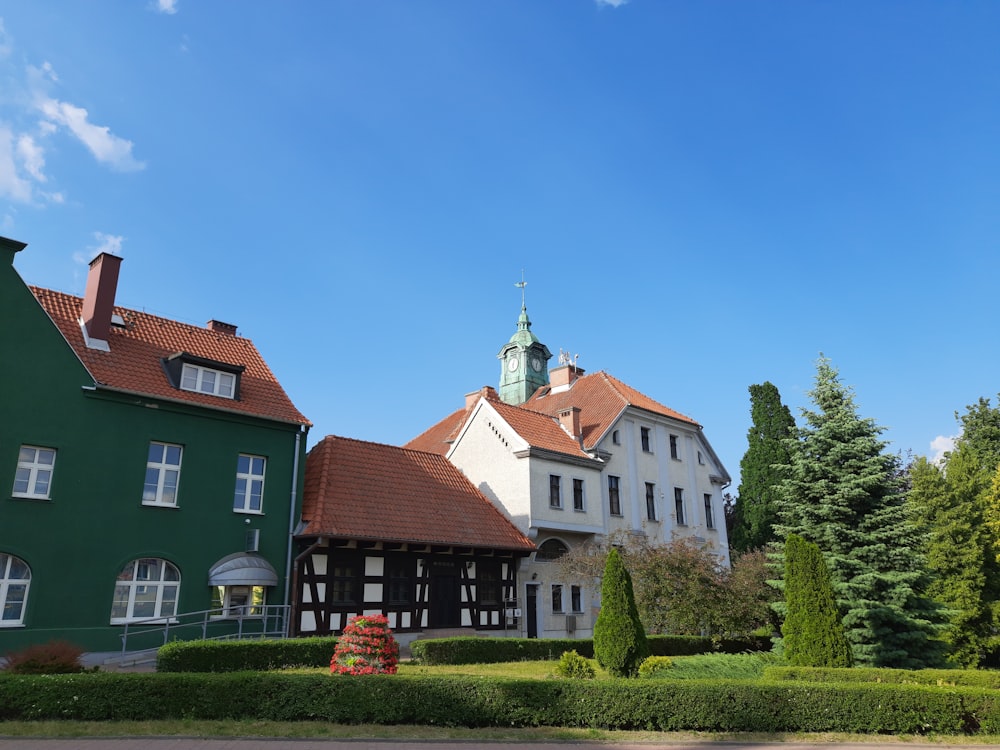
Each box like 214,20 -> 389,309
181,363 -> 235,399
162,352 -> 245,401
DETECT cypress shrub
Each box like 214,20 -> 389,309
783,534 -> 851,667
593,548 -> 649,677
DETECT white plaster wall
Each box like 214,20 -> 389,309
527,455 -> 604,534
449,408 -> 532,533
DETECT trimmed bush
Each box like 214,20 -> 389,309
2,640 -> 86,674
593,548 -> 649,677
409,634 -> 769,665
638,656 -> 673,678
157,636 -> 338,672
0,672 -> 999,733
554,650 -> 596,679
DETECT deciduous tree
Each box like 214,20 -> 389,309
909,397 -> 1000,667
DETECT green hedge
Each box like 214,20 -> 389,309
1,672 -> 998,733
410,635 -> 769,665
765,666 -> 1000,690
157,637 -> 338,673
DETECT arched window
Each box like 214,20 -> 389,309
111,558 -> 180,623
535,538 -> 569,562
0,553 -> 30,626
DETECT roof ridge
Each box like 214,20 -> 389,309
31,286 -> 257,344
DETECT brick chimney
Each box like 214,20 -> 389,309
558,406 -> 582,443
81,252 -> 123,347
550,364 -> 585,389
207,320 -> 237,336
465,386 -> 497,410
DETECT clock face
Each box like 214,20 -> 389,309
507,357 -> 519,372
531,357 -> 543,372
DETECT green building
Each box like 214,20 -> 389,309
0,236 -> 310,654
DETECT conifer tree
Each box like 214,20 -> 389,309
774,357 -> 946,668
782,534 -> 851,667
593,547 -> 649,677
731,382 -> 796,554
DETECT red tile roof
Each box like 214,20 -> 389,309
404,407 -> 468,456
406,373 -> 698,456
300,436 -> 536,552
485,393 -> 593,459
526,371 -> 698,449
31,287 -> 310,426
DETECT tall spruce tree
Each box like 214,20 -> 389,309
731,382 -> 797,554
782,534 -> 851,667
774,357 -> 946,668
909,397 -> 1000,667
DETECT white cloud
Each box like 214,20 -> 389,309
930,435 -> 956,464
154,0 -> 178,15
16,134 -> 45,182
0,125 -> 34,202
0,19 -> 12,60
93,231 -> 124,256
37,97 -> 145,172
596,0 -> 628,7
74,232 -> 124,267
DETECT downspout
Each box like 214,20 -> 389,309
283,427 -> 303,637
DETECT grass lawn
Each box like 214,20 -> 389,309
397,651 -> 782,681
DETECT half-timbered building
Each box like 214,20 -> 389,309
292,436 -> 535,640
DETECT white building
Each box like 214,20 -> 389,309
406,302 -> 731,639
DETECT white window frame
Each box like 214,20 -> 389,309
572,477 -> 585,511
645,482 -> 657,521
143,442 -> 183,507
674,487 -> 686,526
551,583 -> 564,614
640,426 -> 652,453
608,475 -> 622,516
0,553 -> 31,626
669,434 -> 680,460
234,454 -> 266,513
211,584 -> 266,619
704,493 -> 715,529
180,363 -> 235,399
570,584 -> 583,613
110,558 -> 180,624
13,445 -> 56,500
549,474 -> 562,509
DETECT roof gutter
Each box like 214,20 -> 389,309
282,427 -> 304,636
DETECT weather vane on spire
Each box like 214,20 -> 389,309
515,270 -> 527,309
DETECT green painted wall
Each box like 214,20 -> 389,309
0,244 -> 307,653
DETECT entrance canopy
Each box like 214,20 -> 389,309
208,553 -> 279,586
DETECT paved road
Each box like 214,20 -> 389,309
0,742 -> 994,750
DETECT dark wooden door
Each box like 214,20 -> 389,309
526,584 -> 538,638
429,565 -> 461,628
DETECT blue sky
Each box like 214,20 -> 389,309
3,1 -> 1000,491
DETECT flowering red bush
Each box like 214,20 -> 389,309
330,613 -> 399,675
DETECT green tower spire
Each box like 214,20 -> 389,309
497,279 -> 552,405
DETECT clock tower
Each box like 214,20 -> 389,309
498,299 -> 552,406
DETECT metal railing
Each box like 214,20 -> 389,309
119,604 -> 289,659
